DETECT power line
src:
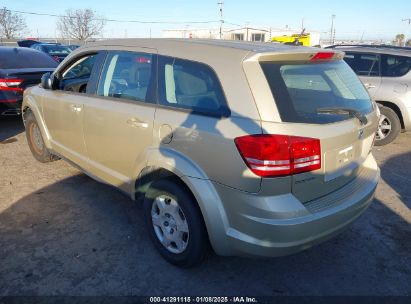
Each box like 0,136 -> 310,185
6,9 -> 220,25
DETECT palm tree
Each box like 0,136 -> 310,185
395,34 -> 405,46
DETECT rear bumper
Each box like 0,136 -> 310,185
0,99 -> 22,116
195,154 -> 379,257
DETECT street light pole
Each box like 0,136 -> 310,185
218,1 -> 224,39
330,14 -> 336,45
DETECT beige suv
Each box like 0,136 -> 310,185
22,39 -> 380,267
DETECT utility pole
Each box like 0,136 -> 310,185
403,18 -> 411,46
218,1 -> 224,39
330,14 -> 336,45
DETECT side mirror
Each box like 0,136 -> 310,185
41,72 -> 53,90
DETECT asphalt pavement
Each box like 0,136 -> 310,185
0,116 -> 410,296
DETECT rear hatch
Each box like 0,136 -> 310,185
243,50 -> 378,203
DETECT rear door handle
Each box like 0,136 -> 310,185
70,104 -> 82,112
364,83 -> 376,89
127,118 -> 149,128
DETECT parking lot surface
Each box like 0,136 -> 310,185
0,116 -> 410,296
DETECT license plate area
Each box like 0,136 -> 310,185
337,146 -> 354,168
324,144 -> 359,182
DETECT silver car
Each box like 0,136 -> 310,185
330,45 -> 411,145
22,39 -> 379,267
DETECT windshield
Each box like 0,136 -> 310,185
43,45 -> 72,55
260,60 -> 373,124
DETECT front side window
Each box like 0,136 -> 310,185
344,52 -> 380,77
97,51 -> 153,103
59,54 -> 96,93
261,60 -> 373,124
158,56 -> 228,115
381,54 -> 411,77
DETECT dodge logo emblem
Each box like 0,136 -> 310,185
358,129 -> 364,139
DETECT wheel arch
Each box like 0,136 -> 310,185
376,101 -> 405,130
133,149 -> 232,256
22,96 -> 53,150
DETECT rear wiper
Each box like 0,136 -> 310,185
317,107 -> 368,125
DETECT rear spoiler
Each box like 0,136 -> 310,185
246,50 -> 345,63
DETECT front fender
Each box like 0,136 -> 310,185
22,88 -> 53,150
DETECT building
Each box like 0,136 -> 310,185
162,26 -> 321,46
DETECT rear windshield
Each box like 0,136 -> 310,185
43,45 -> 72,55
260,61 -> 373,124
0,48 -> 58,69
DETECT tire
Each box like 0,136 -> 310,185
375,106 -> 401,146
143,177 -> 210,268
25,111 -> 59,163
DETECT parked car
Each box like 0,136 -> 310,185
17,39 -> 42,48
0,47 -> 58,116
30,43 -> 72,62
327,45 -> 411,145
22,39 -> 379,267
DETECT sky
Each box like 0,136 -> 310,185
2,0 -> 411,41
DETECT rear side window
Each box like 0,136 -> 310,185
97,51 -> 154,103
381,54 -> 411,77
261,61 -> 373,124
158,56 -> 229,116
0,48 -> 58,69
344,53 -> 380,76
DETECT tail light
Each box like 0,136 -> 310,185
0,79 -> 23,93
310,52 -> 335,61
234,135 -> 321,177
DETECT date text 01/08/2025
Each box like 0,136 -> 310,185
149,296 -> 258,303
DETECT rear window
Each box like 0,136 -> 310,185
43,45 -> 72,55
381,54 -> 411,77
0,48 -> 58,69
260,61 -> 373,124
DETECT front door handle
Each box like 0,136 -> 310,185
70,104 -> 82,112
364,83 -> 376,89
127,118 -> 149,128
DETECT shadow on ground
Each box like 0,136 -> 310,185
0,167 -> 410,296
0,116 -> 24,143
379,150 -> 411,210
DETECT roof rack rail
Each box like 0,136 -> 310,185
325,44 -> 411,51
